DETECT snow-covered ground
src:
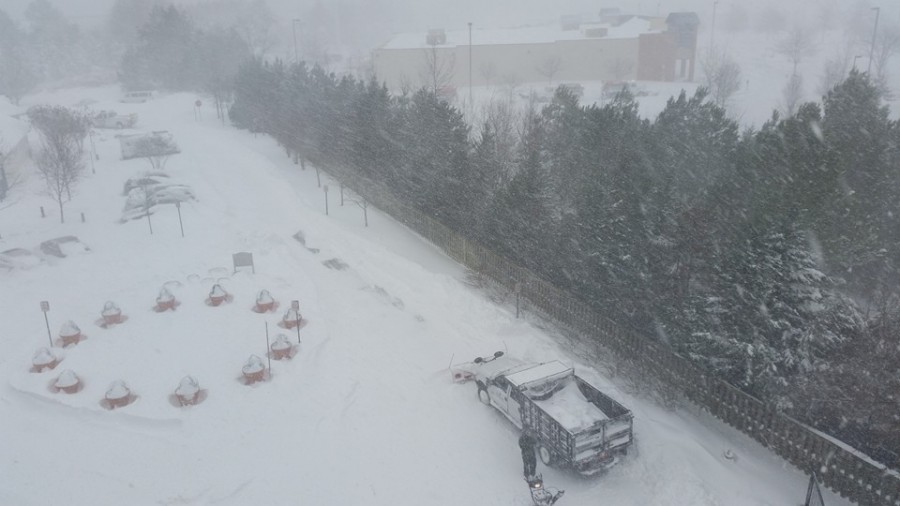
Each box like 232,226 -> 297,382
0,86 -> 856,505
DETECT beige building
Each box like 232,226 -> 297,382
372,12 -> 699,94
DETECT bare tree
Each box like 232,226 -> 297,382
0,139 -> 24,208
27,105 -> 89,207
36,136 -> 83,223
234,0 -> 277,56
479,61 -> 498,87
776,26 -> 817,75
817,56 -> 850,95
781,73 -> 804,116
132,135 -> 179,171
701,52 -> 742,108
535,55 -> 563,87
0,139 -> 11,202
420,42 -> 455,96
500,72 -> 522,102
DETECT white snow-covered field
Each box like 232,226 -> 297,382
0,86 -> 856,505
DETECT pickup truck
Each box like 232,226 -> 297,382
455,352 -> 633,475
92,110 -> 138,129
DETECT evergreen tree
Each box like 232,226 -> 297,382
120,5 -> 197,90
485,108 -> 554,273
395,90 -> 469,229
195,27 -> 250,121
818,70 -> 895,299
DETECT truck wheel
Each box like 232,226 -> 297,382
538,445 -> 555,466
477,386 -> 491,405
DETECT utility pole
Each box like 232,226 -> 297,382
468,22 -> 473,108
867,7 -> 880,75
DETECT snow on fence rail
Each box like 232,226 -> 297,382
321,163 -> 900,506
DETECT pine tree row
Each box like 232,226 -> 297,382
229,60 -> 900,469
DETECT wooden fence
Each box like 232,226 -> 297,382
328,167 -> 900,506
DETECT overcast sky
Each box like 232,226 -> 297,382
2,0 -> 716,31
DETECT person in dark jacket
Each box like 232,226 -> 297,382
519,432 -> 537,479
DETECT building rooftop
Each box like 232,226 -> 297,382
380,16 -> 661,50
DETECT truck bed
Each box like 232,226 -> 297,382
533,380 -> 608,432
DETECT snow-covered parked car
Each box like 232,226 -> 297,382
0,247 -> 43,270
91,110 -> 138,129
38,236 -> 90,258
120,173 -> 195,222
455,352 -> 634,475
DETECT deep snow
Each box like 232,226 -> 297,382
0,86 -> 856,506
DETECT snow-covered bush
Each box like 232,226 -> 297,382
32,347 -> 56,367
106,380 -> 130,400
175,376 -> 199,398
209,284 -> 227,298
242,355 -> 264,374
59,320 -> 80,337
257,290 -> 273,305
101,301 -> 121,317
55,370 -> 79,389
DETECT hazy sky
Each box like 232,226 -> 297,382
2,0 -> 709,30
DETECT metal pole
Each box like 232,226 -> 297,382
292,19 -> 300,63
292,300 -> 301,344
324,185 -> 329,216
175,201 -> 184,237
468,22 -> 473,107
867,7 -> 880,75
515,282 -> 521,319
43,311 -> 52,347
88,130 -> 96,173
265,322 -> 272,375
709,1 -> 719,55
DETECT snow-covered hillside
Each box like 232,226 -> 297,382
0,86 -> 855,505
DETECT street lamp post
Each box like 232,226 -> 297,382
468,22 -> 473,108
88,130 -> 96,174
867,7 -> 880,75
292,19 -> 301,63
709,0 -> 719,55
